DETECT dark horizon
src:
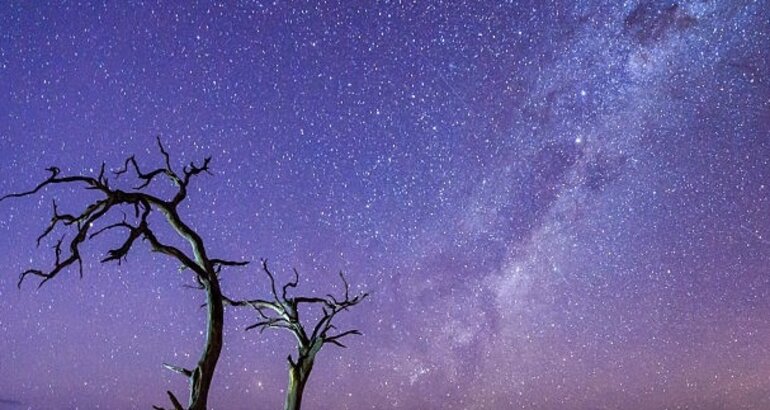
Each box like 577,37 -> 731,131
1,1 -> 769,409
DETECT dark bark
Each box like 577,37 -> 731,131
188,279 -> 224,410
284,338 -> 323,410
1,139 -> 247,410
224,260 -> 367,410
285,356 -> 312,410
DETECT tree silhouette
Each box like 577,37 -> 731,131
225,259 -> 368,410
0,139 -> 247,410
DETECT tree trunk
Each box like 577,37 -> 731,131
188,278 -> 224,410
285,357 -> 314,410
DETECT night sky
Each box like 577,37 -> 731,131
1,1 -> 769,409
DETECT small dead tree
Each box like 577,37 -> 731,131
225,259 -> 367,410
0,139 -> 248,410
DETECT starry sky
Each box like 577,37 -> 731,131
1,1 -> 769,409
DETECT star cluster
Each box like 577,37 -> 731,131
1,1 -> 769,409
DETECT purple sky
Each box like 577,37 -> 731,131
1,1 -> 770,409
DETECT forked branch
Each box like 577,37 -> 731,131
1,139 -> 227,410
225,259 -> 368,352
224,259 -> 368,410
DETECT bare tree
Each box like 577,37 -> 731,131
225,259 -> 368,410
0,139 -> 248,410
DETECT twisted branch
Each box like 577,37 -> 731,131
225,260 -> 368,355
1,139 -> 231,410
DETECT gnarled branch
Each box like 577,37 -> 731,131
224,261 -> 368,410
225,262 -> 368,350
2,139 -> 230,410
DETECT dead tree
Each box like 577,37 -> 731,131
0,139 -> 248,410
225,259 -> 367,410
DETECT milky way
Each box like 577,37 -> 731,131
1,1 -> 769,409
